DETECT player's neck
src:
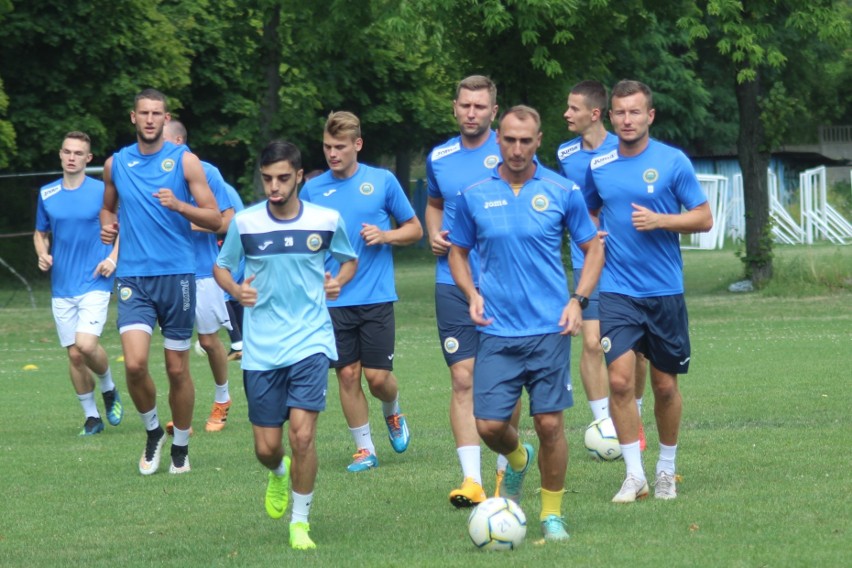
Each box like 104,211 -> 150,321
137,137 -> 165,156
498,164 -> 535,189
460,130 -> 491,150
268,197 -> 301,221
581,125 -> 608,151
331,162 -> 359,180
62,170 -> 86,190
619,134 -> 650,158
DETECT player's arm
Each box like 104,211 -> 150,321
155,152 -> 221,232
631,201 -> 712,234
33,230 -> 52,272
560,233 -> 604,336
100,157 -> 119,244
93,235 -> 120,278
360,215 -> 423,247
191,207 -> 234,234
449,245 -> 491,327
426,196 -> 451,256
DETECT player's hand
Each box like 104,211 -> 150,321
559,301 -> 583,336
360,223 -> 386,246
239,274 -> 258,307
93,257 -> 117,278
37,254 -> 53,272
469,292 -> 493,327
324,272 -> 342,300
631,203 -> 660,231
431,229 -> 451,256
597,230 -> 608,248
101,222 -> 118,245
153,188 -> 183,213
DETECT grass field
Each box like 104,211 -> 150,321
0,245 -> 850,567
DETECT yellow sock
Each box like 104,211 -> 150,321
540,487 -> 565,521
506,444 -> 528,472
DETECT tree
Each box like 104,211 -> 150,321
679,0 -> 851,286
0,0 -> 16,168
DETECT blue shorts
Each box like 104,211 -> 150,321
599,293 -> 691,375
243,353 -> 330,427
473,333 -> 574,421
572,267 -> 601,320
435,283 -> 478,366
329,302 -> 395,370
116,275 -> 195,341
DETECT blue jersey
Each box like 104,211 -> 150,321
557,132 -> 619,269
192,161 -> 235,278
587,139 -> 707,297
222,183 -> 246,300
426,131 -> 500,286
451,160 -> 597,337
301,164 -> 416,307
216,200 -> 357,370
35,176 -> 115,298
110,142 -> 195,277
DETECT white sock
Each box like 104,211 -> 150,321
657,443 -> 677,476
231,341 -> 242,351
214,382 -> 230,404
97,368 -> 115,393
620,441 -> 645,481
77,391 -> 99,418
457,446 -> 482,484
173,427 -> 191,447
290,491 -> 313,524
636,397 -> 644,415
140,407 -> 159,431
381,395 -> 400,418
272,458 -> 288,477
496,453 -> 509,473
589,398 -> 609,421
349,423 -> 375,455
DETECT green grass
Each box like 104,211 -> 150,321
1,245 -> 850,567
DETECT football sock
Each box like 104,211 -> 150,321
496,454 -> 509,473
506,443 -> 528,472
381,395 -> 400,418
657,443 -> 677,475
589,398 -> 609,421
636,397 -> 644,415
140,407 -> 159,431
272,458 -> 288,477
290,491 -> 313,524
457,446 -> 482,484
621,441 -> 645,480
98,368 -> 116,393
214,382 -> 230,404
539,487 -> 565,521
172,427 -> 191,447
230,341 -> 242,351
349,423 -> 376,455
77,391 -> 100,418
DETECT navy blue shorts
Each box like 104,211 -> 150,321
435,283 -> 479,366
329,303 -> 395,370
572,267 -> 602,320
599,292 -> 691,375
243,353 -> 330,427
116,275 -> 195,341
473,333 -> 574,421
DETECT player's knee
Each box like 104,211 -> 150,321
582,333 -> 602,354
197,333 -> 220,351
288,427 -> 315,457
608,373 -> 634,397
651,376 -> 679,401
533,413 -> 564,441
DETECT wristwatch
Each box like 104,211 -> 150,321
570,293 -> 589,310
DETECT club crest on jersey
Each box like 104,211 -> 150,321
161,158 -> 176,172
119,286 -> 132,301
359,183 -> 374,195
483,154 -> 499,168
643,168 -> 659,184
306,233 -> 323,251
601,337 -> 611,353
531,194 -> 549,212
443,337 -> 460,354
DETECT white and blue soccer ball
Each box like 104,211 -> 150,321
584,417 -> 623,461
467,497 -> 527,551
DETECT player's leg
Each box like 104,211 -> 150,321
528,333 -> 572,541
73,291 -> 122,427
634,353 -> 648,450
225,298 -> 243,359
574,270 -> 609,421
195,278 -> 232,432
437,284 -> 486,506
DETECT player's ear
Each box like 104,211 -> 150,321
296,169 -> 304,185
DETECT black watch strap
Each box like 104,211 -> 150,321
571,293 -> 589,310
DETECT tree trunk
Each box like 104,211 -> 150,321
394,150 -> 412,198
254,3 -> 281,199
735,74 -> 773,286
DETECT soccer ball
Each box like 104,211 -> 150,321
584,417 -> 623,461
193,339 -> 207,357
467,497 -> 527,551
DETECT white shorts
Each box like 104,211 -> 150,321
195,277 -> 232,335
52,290 -> 111,347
